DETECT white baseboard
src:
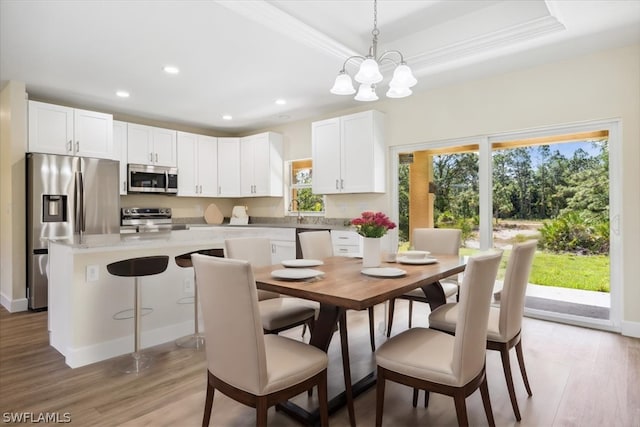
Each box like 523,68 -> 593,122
0,293 -> 28,312
63,320 -> 194,368
621,320 -> 640,338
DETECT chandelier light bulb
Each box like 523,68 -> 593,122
389,64 -> 417,88
386,86 -> 413,99
354,84 -> 379,102
354,58 -> 383,84
330,72 -> 356,95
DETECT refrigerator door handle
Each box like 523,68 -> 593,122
74,171 -> 85,234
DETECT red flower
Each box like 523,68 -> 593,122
351,211 -> 396,238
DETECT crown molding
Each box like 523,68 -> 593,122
216,0 -> 358,59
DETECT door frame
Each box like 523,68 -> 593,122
389,118 -> 622,332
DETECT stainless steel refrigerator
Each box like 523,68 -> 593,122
26,152 -> 120,310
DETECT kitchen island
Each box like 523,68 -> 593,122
48,227 -> 295,368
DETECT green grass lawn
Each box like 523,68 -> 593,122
460,248 -> 610,292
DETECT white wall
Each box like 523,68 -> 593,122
0,81 -> 28,311
256,44 -> 640,329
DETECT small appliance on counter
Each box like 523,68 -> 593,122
230,205 -> 249,225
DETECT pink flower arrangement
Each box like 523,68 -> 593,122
351,211 -> 397,238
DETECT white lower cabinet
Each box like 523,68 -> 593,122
331,230 -> 362,256
271,240 -> 296,264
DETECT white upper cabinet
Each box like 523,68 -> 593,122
177,132 -> 218,197
126,123 -> 177,167
113,121 -> 128,195
28,101 -> 114,159
240,132 -> 283,197
217,137 -> 241,197
312,110 -> 385,194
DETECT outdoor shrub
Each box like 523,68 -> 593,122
539,211 -> 609,254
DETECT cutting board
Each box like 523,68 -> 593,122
204,203 -> 224,224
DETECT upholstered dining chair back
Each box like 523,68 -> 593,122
225,237 -> 279,301
192,255 -> 268,394
412,228 -> 462,255
452,251 -> 502,386
224,237 -> 272,268
299,231 -> 334,259
499,240 -> 537,342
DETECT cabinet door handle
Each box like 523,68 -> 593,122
75,141 -> 80,152
155,153 -> 158,162
199,185 -> 202,193
271,244 -> 275,254
341,179 -> 344,190
195,185 -> 198,194
218,186 -> 221,195
150,153 -> 153,162
67,140 -> 72,152
335,179 -> 339,190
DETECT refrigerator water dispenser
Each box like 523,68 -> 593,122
43,195 -> 67,222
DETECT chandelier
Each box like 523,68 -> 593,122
330,0 -> 417,101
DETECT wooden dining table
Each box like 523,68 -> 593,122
253,255 -> 466,426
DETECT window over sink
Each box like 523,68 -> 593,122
287,159 -> 324,216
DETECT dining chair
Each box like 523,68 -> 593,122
191,255 -> 329,427
225,237 -> 318,336
375,251 -> 502,427
298,230 -> 378,352
429,240 -> 537,421
386,228 -> 462,337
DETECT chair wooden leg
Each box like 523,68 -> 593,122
386,298 -> 396,337
317,371 -> 329,427
499,344 -> 522,421
202,374 -> 215,427
408,300 -> 413,328
453,392 -> 469,427
424,389 -> 429,408
375,366 -> 386,427
368,306 -> 376,352
412,388 -> 418,407
479,373 -> 496,427
515,339 -> 533,396
256,396 -> 268,427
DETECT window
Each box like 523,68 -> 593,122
287,159 -> 324,215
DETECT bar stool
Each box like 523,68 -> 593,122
107,255 -> 169,373
174,248 -> 224,349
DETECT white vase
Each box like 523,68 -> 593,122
362,237 -> 382,268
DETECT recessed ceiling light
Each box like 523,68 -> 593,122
222,115 -> 233,121
116,90 -> 130,98
163,65 -> 180,74
275,98 -> 287,105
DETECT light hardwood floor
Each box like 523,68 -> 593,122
1,303 -> 638,426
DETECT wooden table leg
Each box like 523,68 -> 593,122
422,280 -> 447,311
339,309 -> 356,427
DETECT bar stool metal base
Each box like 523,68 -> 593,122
175,333 -> 205,349
117,352 -> 152,374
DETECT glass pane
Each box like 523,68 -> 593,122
292,188 -> 324,212
292,159 -> 313,185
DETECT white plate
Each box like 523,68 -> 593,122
398,250 -> 431,259
361,267 -> 406,278
396,256 -> 438,265
281,259 -> 324,268
271,269 -> 324,280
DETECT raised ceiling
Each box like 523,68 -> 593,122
1,0 -> 639,134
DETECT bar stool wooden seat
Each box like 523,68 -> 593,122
107,255 -> 169,373
174,248 -> 224,349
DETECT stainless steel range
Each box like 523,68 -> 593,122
121,207 -> 187,232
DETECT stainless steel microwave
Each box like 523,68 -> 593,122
127,164 -> 178,194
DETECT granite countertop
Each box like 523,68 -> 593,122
174,216 -> 354,231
